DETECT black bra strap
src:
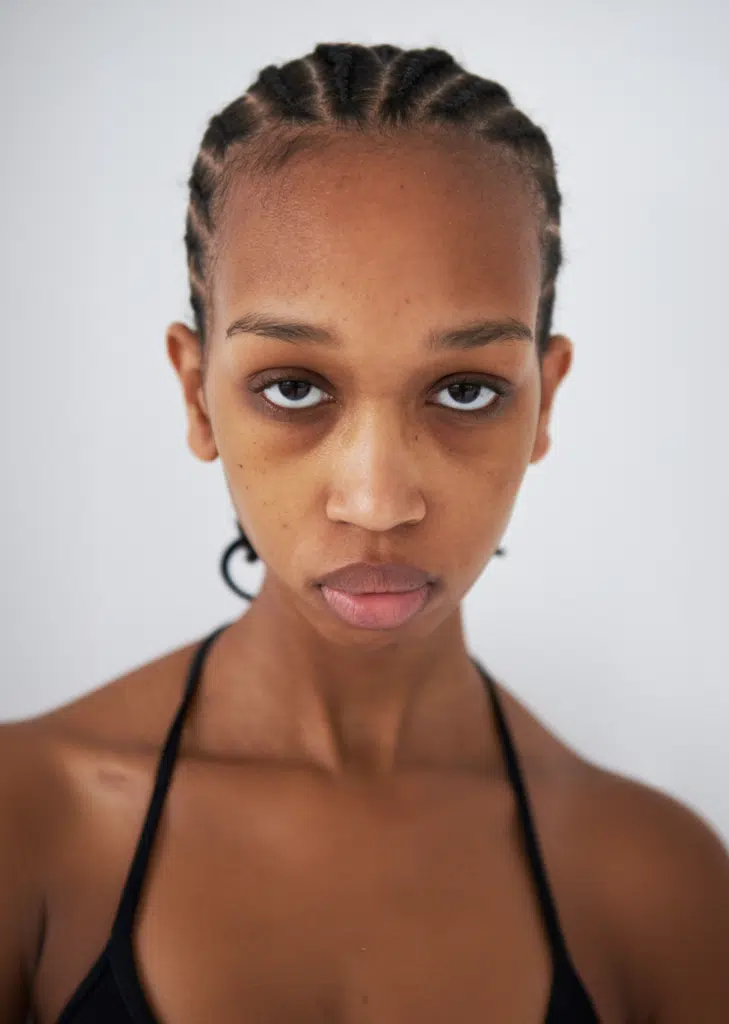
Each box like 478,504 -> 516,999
111,622 -> 231,940
471,657 -> 569,961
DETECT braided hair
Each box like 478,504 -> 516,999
186,43 -> 563,596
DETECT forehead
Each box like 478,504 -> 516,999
212,127 -> 543,334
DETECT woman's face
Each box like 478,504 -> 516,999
168,127 -> 572,640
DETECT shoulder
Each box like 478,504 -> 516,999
577,762 -> 729,1023
497,684 -> 729,1021
0,635 -> 193,861
0,715 -> 66,898
0,717 -> 59,1018
0,636 -> 204,1009
0,636 -> 202,916
0,638 -> 206,859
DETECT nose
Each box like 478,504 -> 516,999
325,408 -> 427,534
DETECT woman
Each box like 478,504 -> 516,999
2,42 -> 728,1024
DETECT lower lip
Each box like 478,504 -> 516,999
319,584 -> 432,629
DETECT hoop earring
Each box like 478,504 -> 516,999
220,521 -> 259,602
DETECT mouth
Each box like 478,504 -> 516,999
314,561 -> 438,630
317,581 -> 434,630
315,561 -> 435,593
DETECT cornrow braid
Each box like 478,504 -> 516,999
184,43 -> 563,580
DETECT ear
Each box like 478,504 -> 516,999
529,334 -> 573,465
166,321 -> 218,463
528,333 -> 573,466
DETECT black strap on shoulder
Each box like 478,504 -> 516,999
471,657 -> 569,962
110,622 -> 231,940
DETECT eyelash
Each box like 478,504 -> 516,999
248,371 -> 511,419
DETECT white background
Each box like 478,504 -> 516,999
1,0 -> 727,842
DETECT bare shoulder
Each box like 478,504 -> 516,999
493,683 -> 729,1021
0,631 -> 201,854
574,759 -> 729,1023
0,635 -> 202,875
0,717 -> 54,1019
0,635 -> 203,1020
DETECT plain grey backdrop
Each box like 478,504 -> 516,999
1,0 -> 727,841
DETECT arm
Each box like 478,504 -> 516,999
0,724 -> 46,1024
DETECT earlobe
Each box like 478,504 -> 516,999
530,428 -> 551,464
165,321 -> 218,463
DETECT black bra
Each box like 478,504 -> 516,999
54,623 -> 601,1022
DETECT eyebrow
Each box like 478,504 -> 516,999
225,311 -> 533,351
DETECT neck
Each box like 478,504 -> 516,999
210,575 -> 492,776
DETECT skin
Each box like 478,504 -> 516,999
2,125 -> 729,1024
168,127 -> 571,775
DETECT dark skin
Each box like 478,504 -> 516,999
2,127 -> 729,1024
175,128 -> 562,775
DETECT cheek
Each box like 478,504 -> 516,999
443,459 -> 523,571
437,390 -> 539,568
228,450 -> 314,558
209,357 -> 539,565
204,362 -> 317,553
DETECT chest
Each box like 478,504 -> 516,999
44,762 -> 596,1023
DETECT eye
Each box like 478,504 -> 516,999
432,378 -> 502,413
259,378 -> 329,410
251,373 -> 508,416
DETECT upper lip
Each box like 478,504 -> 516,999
317,562 -> 435,594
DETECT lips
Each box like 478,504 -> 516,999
316,562 -> 435,594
